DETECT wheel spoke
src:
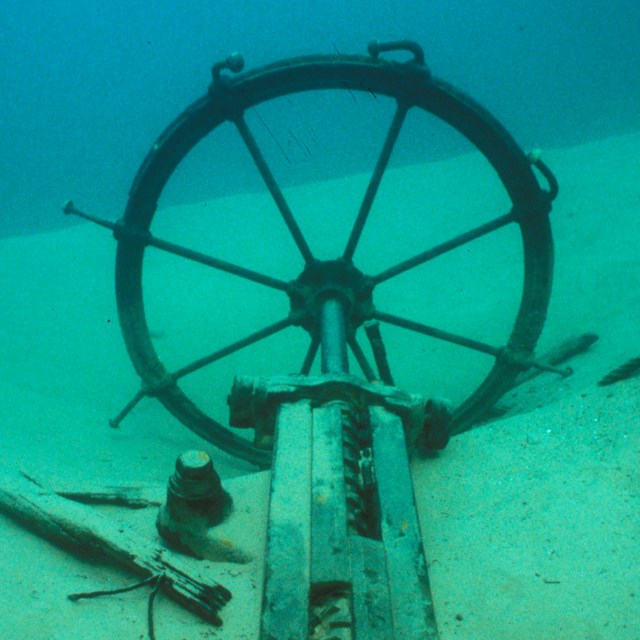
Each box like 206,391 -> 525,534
343,102 -> 409,262
373,310 -> 501,357
300,335 -> 320,375
65,203 -> 291,291
235,114 -> 314,263
173,316 -> 294,381
364,321 -> 395,386
141,228 -> 290,291
372,210 -> 515,285
347,333 -> 377,382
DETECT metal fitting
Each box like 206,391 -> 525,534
164,450 -> 231,526
157,450 -> 233,558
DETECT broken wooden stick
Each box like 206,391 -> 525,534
55,486 -> 161,508
19,470 -> 163,508
0,466 -> 230,625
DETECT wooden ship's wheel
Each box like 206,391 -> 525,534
69,41 -> 557,467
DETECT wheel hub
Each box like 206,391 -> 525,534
287,259 -> 374,335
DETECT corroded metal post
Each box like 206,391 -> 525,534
320,296 -> 350,374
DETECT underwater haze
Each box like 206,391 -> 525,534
2,2 -> 640,638
1,0 -> 639,237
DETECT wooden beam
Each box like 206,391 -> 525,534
0,466 -> 231,625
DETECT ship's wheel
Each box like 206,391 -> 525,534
110,41 -> 556,467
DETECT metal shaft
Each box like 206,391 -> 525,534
320,297 -> 349,374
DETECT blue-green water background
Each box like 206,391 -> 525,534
2,0 -> 639,237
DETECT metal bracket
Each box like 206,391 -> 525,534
367,39 -> 428,70
227,373 -> 452,452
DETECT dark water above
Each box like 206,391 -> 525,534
2,0 -> 639,237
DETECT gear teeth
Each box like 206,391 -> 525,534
341,405 -> 372,536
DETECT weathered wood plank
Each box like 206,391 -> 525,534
311,401 -> 350,586
369,405 -> 439,639
260,400 -> 312,640
0,466 -> 230,625
350,533 -> 393,639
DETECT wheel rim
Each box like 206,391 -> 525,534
116,50 -> 554,467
